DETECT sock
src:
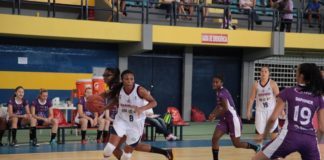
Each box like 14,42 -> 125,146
247,142 -> 258,151
51,133 -> 57,141
0,130 -> 4,143
150,146 -> 168,156
212,149 -> 219,160
12,128 -> 17,141
81,130 -> 87,140
103,130 -> 109,139
30,127 -> 36,140
97,130 -> 103,140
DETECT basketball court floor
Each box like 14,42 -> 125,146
1,139 -> 323,160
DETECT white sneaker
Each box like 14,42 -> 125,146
166,134 -> 177,141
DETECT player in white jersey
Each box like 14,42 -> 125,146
246,66 -> 280,146
103,70 -> 157,160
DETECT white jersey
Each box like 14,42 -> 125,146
255,79 -> 276,111
116,84 -> 146,122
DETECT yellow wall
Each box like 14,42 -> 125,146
0,71 -> 92,90
0,14 -> 141,42
285,33 -> 324,50
152,25 -> 272,48
25,0 -> 95,7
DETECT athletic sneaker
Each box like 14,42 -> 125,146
166,149 -> 173,160
81,139 -> 88,145
166,134 -> 177,141
30,139 -> 40,147
10,140 -> 19,147
256,144 -> 262,152
50,139 -> 57,145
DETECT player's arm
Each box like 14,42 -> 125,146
246,81 -> 257,120
30,105 -> 43,120
263,97 -> 285,139
271,80 -> 280,96
8,104 -> 22,118
318,96 -> 324,135
78,104 -> 92,121
209,98 -> 228,121
137,86 -> 157,111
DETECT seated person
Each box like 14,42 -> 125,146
30,89 -> 59,146
0,104 -> 7,146
145,108 -> 177,141
8,86 -> 31,147
75,87 -> 111,144
306,0 -> 321,28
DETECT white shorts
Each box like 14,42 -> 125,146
255,109 -> 278,134
113,116 -> 145,145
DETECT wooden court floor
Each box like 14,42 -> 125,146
1,145 -> 324,160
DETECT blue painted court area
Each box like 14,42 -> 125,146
0,139 -> 256,154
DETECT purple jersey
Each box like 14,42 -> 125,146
279,86 -> 324,136
32,99 -> 52,118
216,87 -> 238,119
8,98 -> 28,115
78,97 -> 94,117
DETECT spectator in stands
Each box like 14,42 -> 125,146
306,0 -> 321,28
179,0 -> 194,20
199,0 -> 209,22
104,0 -> 127,21
144,103 -> 177,141
160,0 -> 176,20
273,0 -> 293,32
239,0 -> 262,25
8,86 -> 31,147
30,89 -> 59,146
0,104 -> 7,147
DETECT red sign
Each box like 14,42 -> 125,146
201,34 -> 228,44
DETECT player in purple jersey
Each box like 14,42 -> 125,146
30,89 -> 58,145
8,86 -> 31,147
252,63 -> 324,160
76,87 -> 112,144
209,75 -> 260,160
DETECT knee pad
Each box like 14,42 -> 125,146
103,143 -> 116,157
120,152 -> 132,160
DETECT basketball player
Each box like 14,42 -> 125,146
101,68 -> 173,160
8,86 -> 31,147
30,89 -> 58,146
252,63 -> 324,160
103,69 -> 174,160
209,75 -> 260,160
246,65 -> 279,146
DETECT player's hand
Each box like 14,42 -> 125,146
93,118 -> 98,126
246,111 -> 251,120
134,106 -> 144,116
208,113 -> 216,121
89,118 -> 95,127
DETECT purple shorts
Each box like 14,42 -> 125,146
263,130 -> 320,160
216,116 -> 242,137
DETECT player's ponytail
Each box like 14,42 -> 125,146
298,63 -> 323,96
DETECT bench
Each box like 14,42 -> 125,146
144,121 -> 189,141
7,124 -> 76,144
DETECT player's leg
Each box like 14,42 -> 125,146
0,117 -> 7,146
228,116 -> 260,152
268,110 -> 279,140
49,118 -> 59,144
212,123 -> 226,160
255,110 -> 266,145
102,110 -> 111,143
29,117 -> 39,146
97,115 -> 105,143
9,117 -> 18,146
135,143 -> 173,160
103,120 -> 126,159
79,117 -> 88,144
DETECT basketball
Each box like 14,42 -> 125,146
86,95 -> 105,113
